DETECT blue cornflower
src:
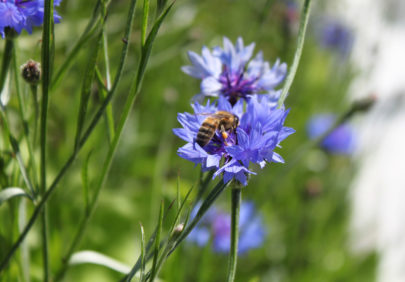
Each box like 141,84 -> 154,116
173,95 -> 294,186
0,0 -> 62,38
187,201 -> 266,254
182,37 -> 287,104
318,19 -> 354,56
307,114 -> 356,155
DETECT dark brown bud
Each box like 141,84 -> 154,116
21,60 -> 41,86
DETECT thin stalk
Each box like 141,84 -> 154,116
0,110 -> 36,198
30,85 -> 39,147
12,47 -> 39,192
101,31 -> 115,140
40,0 -> 54,280
95,67 -> 115,142
0,39 -> 13,92
141,0 -> 150,46
277,0 -> 312,108
226,186 -> 242,282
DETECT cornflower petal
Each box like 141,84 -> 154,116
0,0 -> 62,36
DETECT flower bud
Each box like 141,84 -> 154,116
21,60 -> 41,86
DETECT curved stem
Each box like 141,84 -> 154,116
226,186 -> 242,282
277,0 -> 312,108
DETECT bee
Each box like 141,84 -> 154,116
196,111 -> 239,147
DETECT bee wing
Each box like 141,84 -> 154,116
194,112 -> 215,116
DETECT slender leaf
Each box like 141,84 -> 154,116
18,198 -> 30,282
140,223 -> 146,282
9,136 -> 36,197
0,188 -> 32,206
0,70 -> 10,107
149,202 -> 164,282
81,151 -> 92,212
137,3 -> 174,89
176,174 -> 180,212
70,250 -> 131,274
142,0 -> 150,46
74,32 -> 103,150
0,39 -> 13,93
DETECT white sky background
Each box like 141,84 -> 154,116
329,0 -> 405,281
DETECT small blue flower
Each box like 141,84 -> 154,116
173,95 -> 294,186
187,201 -> 266,254
0,0 -> 62,38
307,114 -> 356,155
318,19 -> 354,56
182,37 -> 287,104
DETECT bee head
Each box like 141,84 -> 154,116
233,114 -> 240,127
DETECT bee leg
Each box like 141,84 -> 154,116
220,125 -> 229,146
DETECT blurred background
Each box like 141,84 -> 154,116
1,0 -> 405,281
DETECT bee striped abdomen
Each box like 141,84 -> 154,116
196,118 -> 219,147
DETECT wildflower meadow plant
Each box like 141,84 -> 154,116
173,29 -> 306,280
0,0 -> 316,281
173,95 -> 294,185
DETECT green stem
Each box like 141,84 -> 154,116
0,39 -> 13,93
226,186 -> 241,282
40,0 -> 54,280
277,0 -> 312,108
12,47 -> 39,193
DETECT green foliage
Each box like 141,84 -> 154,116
0,0 -> 376,281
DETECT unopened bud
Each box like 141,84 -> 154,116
352,94 -> 377,113
21,60 -> 41,86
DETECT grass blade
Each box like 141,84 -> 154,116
0,187 -> 32,206
70,250 -> 131,274
0,39 -> 13,93
149,201 -> 164,282
142,0 -> 150,46
74,32 -> 103,151
8,136 -> 36,197
81,151 -> 92,213
140,223 -> 146,281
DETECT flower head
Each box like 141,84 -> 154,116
318,19 -> 354,56
307,114 -> 356,155
187,201 -> 266,254
0,0 -> 62,38
173,95 -> 294,186
182,37 -> 287,104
